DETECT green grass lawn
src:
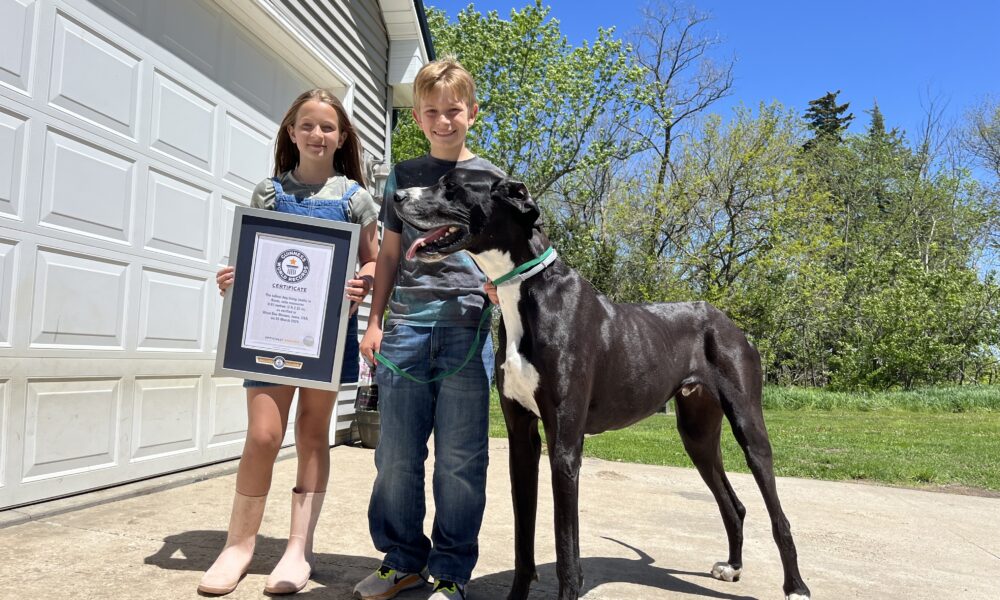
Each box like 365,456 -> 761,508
487,386 -> 1000,493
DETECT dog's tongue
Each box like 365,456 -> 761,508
405,226 -> 450,260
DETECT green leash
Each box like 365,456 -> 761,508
372,247 -> 556,384
373,305 -> 493,384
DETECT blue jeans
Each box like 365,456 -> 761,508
369,323 -> 494,585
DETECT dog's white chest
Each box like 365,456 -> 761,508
473,251 -> 541,417
499,296 -> 541,417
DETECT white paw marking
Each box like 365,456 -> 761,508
472,250 -> 540,417
786,595 -> 810,600
711,561 -> 741,582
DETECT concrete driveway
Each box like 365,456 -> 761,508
0,438 -> 997,599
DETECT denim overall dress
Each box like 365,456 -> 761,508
243,177 -> 361,387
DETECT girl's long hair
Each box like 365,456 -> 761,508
273,89 -> 366,186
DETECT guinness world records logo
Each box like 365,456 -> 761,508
276,249 -> 310,283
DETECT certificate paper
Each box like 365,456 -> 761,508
241,233 -> 335,359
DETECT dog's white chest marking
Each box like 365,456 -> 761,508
473,250 -> 541,417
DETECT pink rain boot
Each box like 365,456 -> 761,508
197,492 -> 267,595
264,489 -> 326,594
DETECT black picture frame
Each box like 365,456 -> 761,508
214,206 -> 360,390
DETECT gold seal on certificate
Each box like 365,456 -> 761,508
242,233 -> 335,359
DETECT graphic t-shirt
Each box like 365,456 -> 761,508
380,155 -> 504,326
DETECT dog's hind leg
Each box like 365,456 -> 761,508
674,390 -> 747,584
501,397 -> 543,600
715,365 -> 811,600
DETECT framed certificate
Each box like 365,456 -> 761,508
215,206 -> 360,390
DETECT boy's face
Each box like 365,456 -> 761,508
413,85 -> 478,157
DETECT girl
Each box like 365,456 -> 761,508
200,89 -> 380,595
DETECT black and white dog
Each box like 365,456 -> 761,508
394,168 -> 810,600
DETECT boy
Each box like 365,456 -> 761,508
354,58 -> 501,600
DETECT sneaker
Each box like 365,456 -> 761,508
429,579 -> 466,599
354,565 -> 428,600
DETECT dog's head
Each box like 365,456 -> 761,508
394,168 -> 539,261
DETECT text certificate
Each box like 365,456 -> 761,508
241,233 -> 335,358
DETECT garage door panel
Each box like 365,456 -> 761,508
143,169 -> 210,260
22,377 -> 120,481
148,0 -> 223,80
49,10 -> 140,139
0,378 -> 7,488
210,288 -> 223,352
0,107 -> 29,220
223,112 -> 271,191
40,127 -> 134,243
217,195 -> 247,266
208,377 -> 247,447
0,239 -> 16,347
90,0 -> 142,29
30,247 -> 128,347
131,376 -> 199,461
137,268 -> 205,351
0,0 -> 37,95
150,69 -> 216,173
222,25 -> 278,118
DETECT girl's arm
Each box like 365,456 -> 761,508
345,221 -> 379,310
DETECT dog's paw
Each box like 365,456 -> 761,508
786,595 -> 810,600
711,562 -> 741,582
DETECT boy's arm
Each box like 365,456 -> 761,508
360,229 -> 401,364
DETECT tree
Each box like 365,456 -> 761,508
794,99 -> 1000,388
963,96 -> 1000,178
627,1 -> 734,187
803,90 -> 854,148
393,2 -> 639,197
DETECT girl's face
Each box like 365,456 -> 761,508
287,100 -> 343,167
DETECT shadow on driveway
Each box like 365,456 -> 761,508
145,532 -> 755,599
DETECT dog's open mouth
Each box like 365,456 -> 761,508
405,225 -> 467,260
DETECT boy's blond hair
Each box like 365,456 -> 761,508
413,56 -> 477,109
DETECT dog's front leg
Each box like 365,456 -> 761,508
502,397 -> 542,600
547,428 -> 585,600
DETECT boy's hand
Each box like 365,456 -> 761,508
360,326 -> 383,366
216,266 -> 235,296
484,281 -> 499,304
346,275 -> 373,316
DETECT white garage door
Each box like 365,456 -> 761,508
0,0 -> 354,509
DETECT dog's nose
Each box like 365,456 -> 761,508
393,190 -> 408,203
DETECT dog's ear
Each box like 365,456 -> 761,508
493,179 -> 539,225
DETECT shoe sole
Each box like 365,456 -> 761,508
197,576 -> 242,595
354,574 -> 427,600
263,578 -> 308,594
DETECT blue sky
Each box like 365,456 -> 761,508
427,1 -> 1000,140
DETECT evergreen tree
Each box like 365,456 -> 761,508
804,90 -> 854,148
867,100 -> 886,140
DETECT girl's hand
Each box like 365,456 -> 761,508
359,325 -> 383,366
346,274 -> 374,315
216,266 -> 235,296
484,281 -> 500,304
